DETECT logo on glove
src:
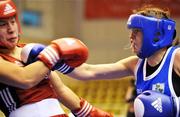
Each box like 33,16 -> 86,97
151,97 -> 163,113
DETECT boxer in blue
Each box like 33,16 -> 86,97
61,5 -> 179,117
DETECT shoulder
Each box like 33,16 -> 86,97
117,55 -> 139,73
174,48 -> 180,61
173,48 -> 180,75
120,56 -> 139,66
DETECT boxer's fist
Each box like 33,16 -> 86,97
51,38 -> 88,67
134,90 -> 177,117
38,38 -> 88,69
72,98 -> 113,117
21,43 -> 46,65
90,107 -> 113,117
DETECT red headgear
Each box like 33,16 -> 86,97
0,0 -> 21,33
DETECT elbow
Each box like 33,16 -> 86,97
22,83 -> 36,89
13,69 -> 40,89
18,81 -> 36,89
17,78 -> 38,89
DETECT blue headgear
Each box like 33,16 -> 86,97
127,14 -> 176,58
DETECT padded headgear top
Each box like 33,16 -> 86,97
0,0 -> 21,33
127,14 -> 175,58
0,0 -> 16,17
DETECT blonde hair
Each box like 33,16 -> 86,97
133,5 -> 170,19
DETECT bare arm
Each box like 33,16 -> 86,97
49,71 -> 81,111
68,56 -> 139,80
125,85 -> 135,101
0,59 -> 50,89
174,49 -> 180,77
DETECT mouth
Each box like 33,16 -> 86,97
131,42 -> 138,52
133,43 -> 137,48
130,40 -> 136,48
7,37 -> 18,43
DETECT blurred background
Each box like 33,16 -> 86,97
1,0 -> 180,117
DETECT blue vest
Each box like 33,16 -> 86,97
135,46 -> 180,97
135,46 -> 180,117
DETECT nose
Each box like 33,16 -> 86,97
7,22 -> 15,33
130,31 -> 136,40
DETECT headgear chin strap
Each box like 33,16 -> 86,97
127,14 -> 176,58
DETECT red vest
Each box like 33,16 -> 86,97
0,44 -> 57,106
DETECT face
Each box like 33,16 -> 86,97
0,17 -> 19,49
129,28 -> 143,54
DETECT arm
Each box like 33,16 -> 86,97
125,79 -> 136,102
125,86 -> 134,102
0,58 -> 49,89
49,71 -> 81,110
174,49 -> 180,77
68,56 -> 139,80
49,71 -> 113,117
0,37 -> 88,89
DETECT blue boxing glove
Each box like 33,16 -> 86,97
134,90 -> 178,117
21,43 -> 74,74
21,43 -> 46,65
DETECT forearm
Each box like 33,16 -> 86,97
50,72 -> 81,110
22,61 -> 50,88
0,59 -> 49,89
68,63 -> 131,80
56,85 -> 81,111
68,63 -> 107,80
50,72 -> 113,117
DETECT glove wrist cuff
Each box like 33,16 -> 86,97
72,99 -> 92,117
52,61 -> 74,74
38,45 -> 61,69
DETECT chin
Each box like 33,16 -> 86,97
7,45 -> 16,50
132,49 -> 137,53
133,50 -> 139,55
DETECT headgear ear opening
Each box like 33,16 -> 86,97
153,31 -> 161,42
127,14 -> 176,58
173,29 -> 176,40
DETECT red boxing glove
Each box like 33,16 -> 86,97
38,38 -> 88,69
52,38 -> 88,67
72,98 -> 113,117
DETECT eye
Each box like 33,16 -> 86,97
11,20 -> 15,24
132,29 -> 140,33
10,18 -> 16,24
0,21 -> 7,26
